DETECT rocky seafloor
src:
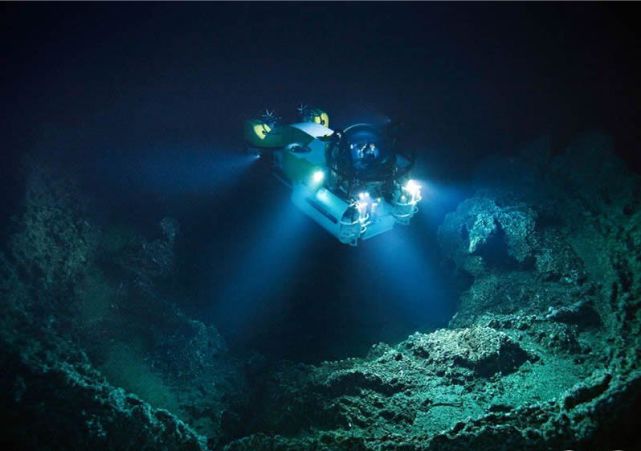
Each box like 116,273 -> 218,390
2,132 -> 640,450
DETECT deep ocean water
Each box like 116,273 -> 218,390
2,4 -> 641,451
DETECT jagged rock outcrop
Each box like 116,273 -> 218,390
441,133 -> 641,335
438,197 -> 538,276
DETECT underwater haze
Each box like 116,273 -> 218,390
2,3 -> 641,450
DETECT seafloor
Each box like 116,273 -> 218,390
2,132 -> 640,450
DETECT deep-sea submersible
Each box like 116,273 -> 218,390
244,106 -> 422,246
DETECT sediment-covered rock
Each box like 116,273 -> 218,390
401,327 -> 530,377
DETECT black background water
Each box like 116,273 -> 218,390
1,4 -> 640,361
